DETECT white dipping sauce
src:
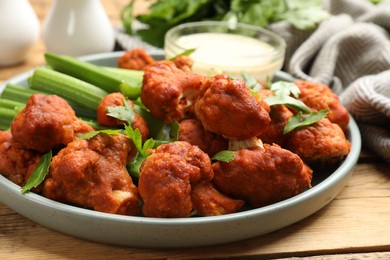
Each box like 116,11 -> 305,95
165,32 -> 284,82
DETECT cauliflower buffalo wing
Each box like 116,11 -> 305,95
141,60 -> 206,123
295,81 -> 350,132
178,118 -> 228,157
117,48 -> 155,71
96,92 -> 149,141
0,131 -> 42,187
11,94 -> 93,153
171,55 -> 194,72
138,141 -> 244,218
43,133 -> 139,216
212,144 -> 313,208
284,118 -> 351,166
194,74 -> 271,139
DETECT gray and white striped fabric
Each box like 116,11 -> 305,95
270,0 -> 390,163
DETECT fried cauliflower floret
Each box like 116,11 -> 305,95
295,81 -> 350,132
43,134 -> 139,216
117,48 -> 155,70
96,92 -> 149,141
0,131 -> 42,186
11,94 -> 93,153
172,55 -> 193,72
257,89 -> 293,145
284,118 -> 351,166
194,74 -> 271,139
138,141 -> 244,218
141,60 -> 206,124
178,118 -> 228,157
212,144 -> 313,208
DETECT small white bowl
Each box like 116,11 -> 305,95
164,21 -> 286,82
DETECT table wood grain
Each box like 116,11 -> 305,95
1,1 -> 390,259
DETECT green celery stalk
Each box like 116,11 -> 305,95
0,107 -> 17,130
0,98 -> 25,110
102,67 -> 143,98
28,67 -> 107,111
45,52 -> 143,99
1,83 -> 43,103
2,82 -> 96,119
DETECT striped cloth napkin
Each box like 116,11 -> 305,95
270,0 -> 390,162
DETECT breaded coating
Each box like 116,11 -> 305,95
0,131 -> 42,186
96,92 -> 149,141
284,118 -> 351,166
172,55 -> 193,72
257,89 -> 293,145
11,94 -> 93,153
178,118 -> 228,157
43,134 -> 139,216
295,81 -> 350,132
212,144 -> 313,208
194,74 -> 271,139
117,48 -> 155,70
141,60 -> 206,123
138,141 -> 244,218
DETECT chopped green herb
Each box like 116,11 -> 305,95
77,129 -> 123,140
124,124 -> 156,157
241,73 -> 263,93
127,153 -> 146,179
284,109 -> 329,134
265,95 -> 311,113
106,98 -> 135,125
211,150 -> 235,162
169,48 -> 196,61
169,121 -> 180,142
21,151 -> 52,193
269,81 -> 300,98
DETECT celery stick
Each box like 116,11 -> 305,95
0,98 -> 25,110
45,52 -> 142,99
1,83 -> 43,103
3,83 -> 96,119
102,67 -> 143,98
29,67 -> 107,111
0,107 -> 16,130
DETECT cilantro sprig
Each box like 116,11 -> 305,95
211,150 -> 235,162
21,151 -> 52,193
284,109 -> 329,134
264,81 -> 329,134
106,98 -> 135,124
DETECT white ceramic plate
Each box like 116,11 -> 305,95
0,51 -> 361,248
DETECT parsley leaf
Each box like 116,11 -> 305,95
241,73 -> 263,93
21,150 -> 52,193
127,154 -> 146,180
211,150 -> 235,162
265,95 -> 311,113
77,129 -> 123,140
106,98 -> 135,125
269,81 -> 300,98
284,109 -> 329,134
169,48 -> 196,61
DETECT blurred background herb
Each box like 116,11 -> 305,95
121,0 -> 329,48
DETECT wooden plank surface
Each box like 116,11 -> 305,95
1,0 -> 390,259
1,161 -> 390,259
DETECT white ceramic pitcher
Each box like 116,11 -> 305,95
43,0 -> 115,56
0,0 -> 40,66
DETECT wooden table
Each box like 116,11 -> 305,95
1,1 -> 390,259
